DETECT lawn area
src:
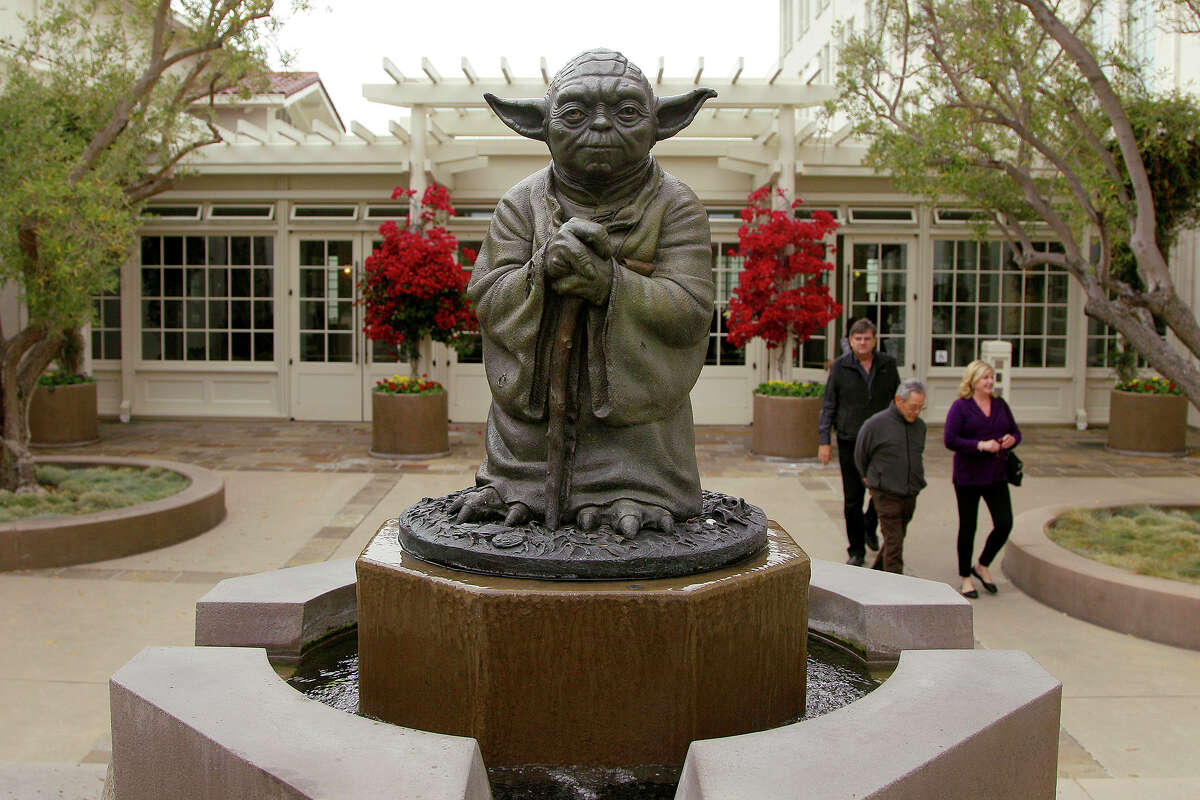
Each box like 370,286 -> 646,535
1048,505 -> 1200,585
0,464 -> 189,522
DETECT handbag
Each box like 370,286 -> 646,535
1005,450 -> 1023,486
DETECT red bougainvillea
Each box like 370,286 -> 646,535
726,187 -> 841,372
359,184 -> 476,372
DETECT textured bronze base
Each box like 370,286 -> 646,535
356,523 -> 809,768
397,490 -> 768,580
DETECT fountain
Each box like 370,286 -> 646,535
106,48 -> 1064,800
355,49 -> 807,769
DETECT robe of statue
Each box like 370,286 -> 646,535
467,158 -> 714,521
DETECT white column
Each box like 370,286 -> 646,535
409,104 -> 427,218
777,105 -> 797,381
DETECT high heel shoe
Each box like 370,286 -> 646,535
971,566 -> 998,594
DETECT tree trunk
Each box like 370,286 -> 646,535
1,325 -> 65,492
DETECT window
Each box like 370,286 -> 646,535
1086,314 -> 1165,369
930,240 -> 1069,368
91,286 -> 121,360
142,205 -> 201,220
708,245 -> 747,366
451,240 -> 484,365
140,235 -> 275,362
849,207 -> 916,223
208,205 -> 274,221
291,205 -> 358,221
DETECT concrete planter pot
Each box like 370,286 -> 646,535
751,394 -> 822,459
29,380 -> 99,447
370,391 -> 450,459
1106,389 -> 1188,456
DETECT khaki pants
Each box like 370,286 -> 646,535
869,490 -> 917,574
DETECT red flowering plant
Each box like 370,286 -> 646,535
726,187 -> 842,382
359,184 -> 477,385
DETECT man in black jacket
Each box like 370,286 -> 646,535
818,319 -> 902,566
854,380 -> 928,573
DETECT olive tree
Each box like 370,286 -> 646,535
837,0 -> 1200,410
0,0 -> 294,491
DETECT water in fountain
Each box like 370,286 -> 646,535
288,629 -> 880,799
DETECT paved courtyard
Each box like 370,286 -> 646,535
2,419 -> 1199,798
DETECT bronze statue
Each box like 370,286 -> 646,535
448,49 -> 717,536
395,51 -> 765,579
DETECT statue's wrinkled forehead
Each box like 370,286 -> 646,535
549,49 -> 653,103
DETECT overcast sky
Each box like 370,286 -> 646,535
269,0 -> 779,131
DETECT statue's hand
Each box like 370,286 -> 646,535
448,487 -> 532,526
545,218 -> 614,306
574,499 -> 675,539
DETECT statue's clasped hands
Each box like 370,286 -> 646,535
545,218 -> 615,305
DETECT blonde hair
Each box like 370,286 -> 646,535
958,360 -> 995,398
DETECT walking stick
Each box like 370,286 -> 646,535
544,295 -> 584,530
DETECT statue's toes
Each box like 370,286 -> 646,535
617,513 -> 642,539
504,502 -> 531,526
656,511 -> 676,536
576,506 -> 599,531
454,498 -> 482,523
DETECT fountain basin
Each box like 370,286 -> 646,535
357,522 -> 808,767
142,526 -> 1061,800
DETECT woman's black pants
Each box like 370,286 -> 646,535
954,481 -> 1013,577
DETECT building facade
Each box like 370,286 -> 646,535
5,2 -> 1199,427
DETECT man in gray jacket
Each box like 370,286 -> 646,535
853,380 -> 927,573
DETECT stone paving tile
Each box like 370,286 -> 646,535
32,419 -> 1200,480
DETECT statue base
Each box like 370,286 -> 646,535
395,489 -> 768,580
356,523 -> 809,768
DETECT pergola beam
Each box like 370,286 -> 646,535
364,80 -> 836,109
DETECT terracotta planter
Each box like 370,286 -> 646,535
1107,389 -> 1188,456
29,381 -> 99,447
370,391 -> 450,459
751,394 -> 822,459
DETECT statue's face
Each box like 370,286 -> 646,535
547,75 -> 655,186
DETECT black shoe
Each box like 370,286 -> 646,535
846,554 -> 865,567
961,588 -> 979,599
865,530 -> 880,551
971,566 -> 998,594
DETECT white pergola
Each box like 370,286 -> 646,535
193,56 -> 858,203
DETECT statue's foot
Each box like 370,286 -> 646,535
574,499 -> 675,539
448,487 -> 531,526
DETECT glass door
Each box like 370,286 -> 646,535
290,237 -> 362,420
846,238 -> 918,375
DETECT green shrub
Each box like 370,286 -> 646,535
37,370 -> 94,387
754,380 -> 825,398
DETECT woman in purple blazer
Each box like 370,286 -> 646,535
943,360 -> 1021,598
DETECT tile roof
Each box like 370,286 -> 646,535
217,71 -> 322,97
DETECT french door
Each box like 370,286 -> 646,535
844,237 -> 919,376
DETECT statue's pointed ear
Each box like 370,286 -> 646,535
655,88 -> 717,140
484,93 -> 548,141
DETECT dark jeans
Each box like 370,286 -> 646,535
837,438 -> 878,557
869,490 -> 917,574
954,481 -> 1014,577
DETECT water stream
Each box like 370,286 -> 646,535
287,630 -> 881,799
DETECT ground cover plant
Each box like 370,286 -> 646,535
1048,505 -> 1200,585
0,464 -> 188,522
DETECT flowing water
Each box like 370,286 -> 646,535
288,630 -> 880,799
